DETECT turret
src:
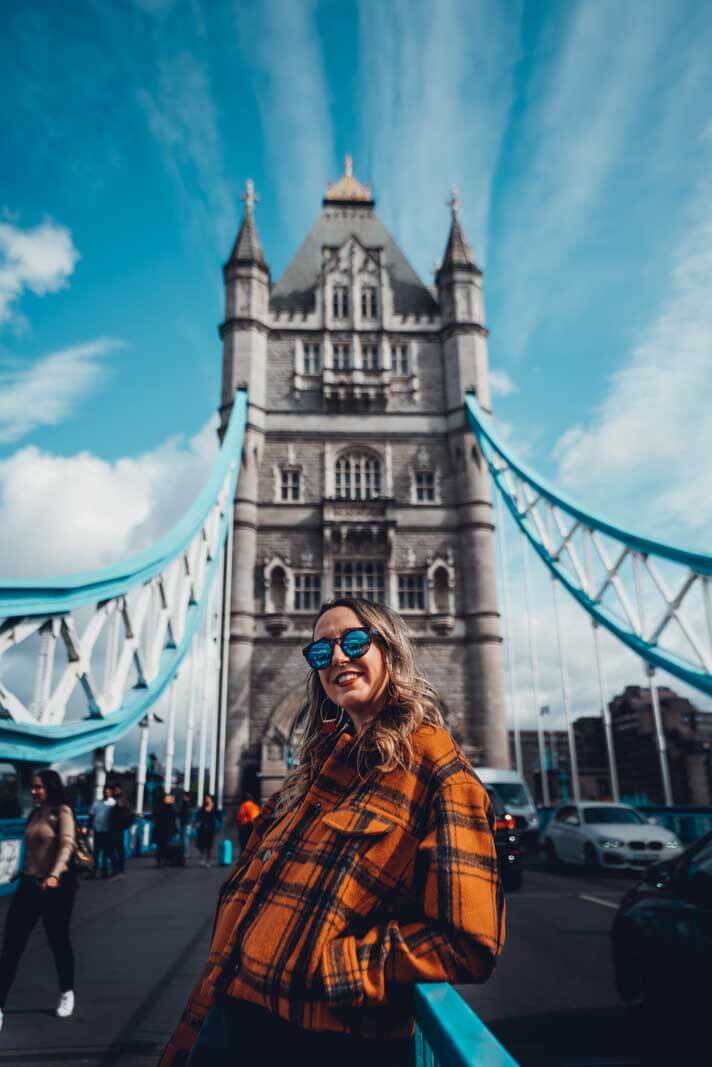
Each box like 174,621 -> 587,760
220,180 -> 270,417
436,190 -> 491,413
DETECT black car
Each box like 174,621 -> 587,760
487,788 -> 523,891
611,830 -> 712,1054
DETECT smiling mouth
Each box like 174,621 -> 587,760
334,671 -> 362,687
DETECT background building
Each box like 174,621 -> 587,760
219,160 -> 509,800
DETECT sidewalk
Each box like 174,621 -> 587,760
0,858 -> 226,1065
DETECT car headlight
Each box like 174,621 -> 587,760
665,838 -> 681,849
597,837 -> 625,849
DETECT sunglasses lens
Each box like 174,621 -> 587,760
341,629 -> 370,658
306,641 -> 333,670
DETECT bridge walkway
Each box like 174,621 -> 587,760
0,858 -> 225,1066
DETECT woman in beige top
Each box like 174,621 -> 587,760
0,769 -> 77,1031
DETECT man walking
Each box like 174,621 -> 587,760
89,785 -> 116,879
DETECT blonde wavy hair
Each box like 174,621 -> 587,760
274,597 -> 444,815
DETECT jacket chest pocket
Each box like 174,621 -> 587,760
320,808 -> 414,920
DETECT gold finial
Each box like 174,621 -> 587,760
448,186 -> 460,217
324,155 -> 373,203
241,179 -> 258,213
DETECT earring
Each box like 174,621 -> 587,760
320,699 -> 339,725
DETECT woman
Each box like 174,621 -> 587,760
0,770 -> 77,1031
161,598 -> 505,1067
195,795 -> 217,867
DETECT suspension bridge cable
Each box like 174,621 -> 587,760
646,665 -> 674,806
183,650 -> 197,793
520,529 -> 550,806
495,488 -> 522,776
551,576 -> 580,804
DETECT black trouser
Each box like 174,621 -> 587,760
238,824 -> 252,852
94,830 -> 116,877
186,996 -> 414,1067
0,876 -> 76,1007
112,829 -> 126,873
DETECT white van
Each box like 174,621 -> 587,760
475,767 -> 540,846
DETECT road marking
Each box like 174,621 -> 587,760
579,893 -> 618,909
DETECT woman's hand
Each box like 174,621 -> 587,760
42,875 -> 60,890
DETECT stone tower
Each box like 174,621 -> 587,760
220,161 -> 509,802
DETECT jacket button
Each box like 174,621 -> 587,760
262,849 -> 272,862
314,802 -> 322,811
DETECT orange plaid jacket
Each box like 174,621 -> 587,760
159,723 -> 505,1064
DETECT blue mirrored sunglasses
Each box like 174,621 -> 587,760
302,627 -> 380,671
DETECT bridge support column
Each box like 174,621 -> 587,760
163,676 -> 178,792
92,746 -> 113,801
224,424 -> 262,804
457,443 -> 509,769
136,716 -> 150,815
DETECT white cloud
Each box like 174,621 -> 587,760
0,339 -> 119,444
0,416 -> 219,578
494,3 -> 672,361
489,369 -> 516,397
137,51 -> 234,251
0,220 -> 79,326
357,0 -> 520,277
553,157 -> 712,541
234,0 -> 335,249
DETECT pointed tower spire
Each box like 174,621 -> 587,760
227,179 -> 267,269
440,187 -> 478,273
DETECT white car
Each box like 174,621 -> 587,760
543,802 -> 682,873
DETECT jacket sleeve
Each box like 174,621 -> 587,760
158,794 -> 283,1067
50,806 -> 76,879
320,777 -> 505,1008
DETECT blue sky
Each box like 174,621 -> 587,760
1,0 -> 711,753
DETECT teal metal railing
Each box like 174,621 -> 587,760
414,984 -> 519,1066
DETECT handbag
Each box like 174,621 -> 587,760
48,806 -> 95,878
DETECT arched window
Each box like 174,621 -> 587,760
270,567 -> 287,613
433,566 -> 450,614
334,451 -> 381,500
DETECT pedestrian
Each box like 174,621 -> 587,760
0,770 -> 77,1030
179,790 -> 193,859
236,792 -> 260,853
160,597 -> 505,1067
110,785 -> 134,877
89,784 -> 117,879
152,792 -> 177,868
195,795 -> 217,867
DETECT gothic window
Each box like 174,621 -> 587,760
333,285 -> 349,320
294,573 -> 321,612
334,561 -> 385,604
392,343 -> 410,375
361,286 -> 378,320
398,573 -> 425,611
335,452 -> 381,499
362,343 -> 379,371
280,469 -> 301,502
432,567 -> 450,614
269,567 -> 288,613
415,471 -> 436,502
333,343 -> 352,371
303,343 -> 321,375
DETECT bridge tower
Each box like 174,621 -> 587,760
220,163 -> 509,803
436,191 -> 509,768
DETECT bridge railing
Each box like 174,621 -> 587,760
414,984 -> 519,1066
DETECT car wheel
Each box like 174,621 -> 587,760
504,868 -> 523,891
584,843 -> 600,874
545,841 -> 561,872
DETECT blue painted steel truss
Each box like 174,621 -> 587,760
465,394 -> 712,698
0,391 -> 247,763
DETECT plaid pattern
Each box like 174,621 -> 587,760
159,724 -> 505,1064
